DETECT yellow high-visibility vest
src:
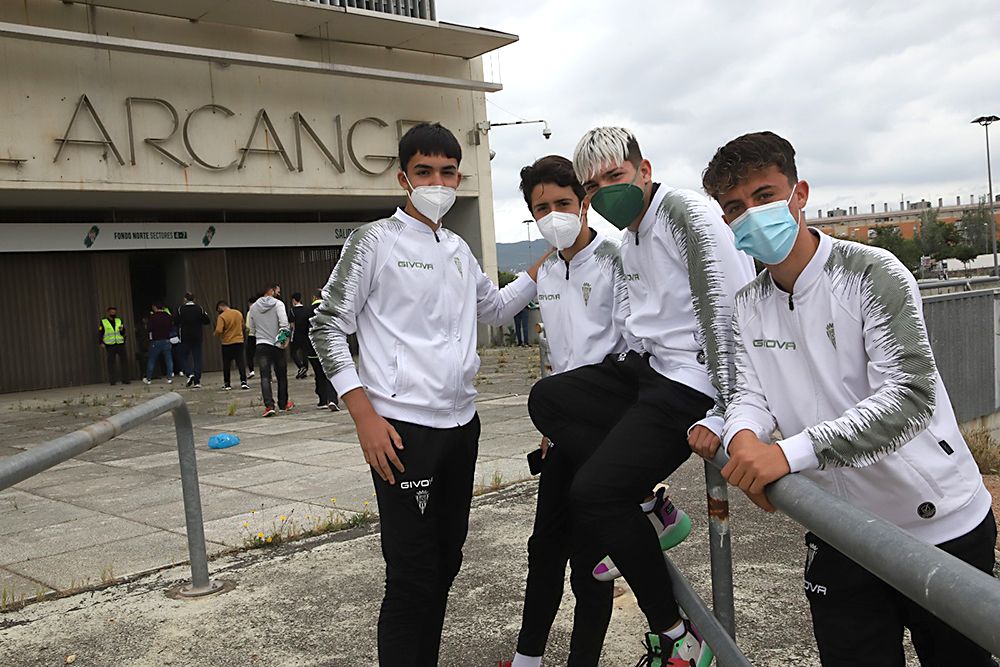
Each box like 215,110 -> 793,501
101,318 -> 125,345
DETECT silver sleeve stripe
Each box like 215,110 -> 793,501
661,190 -> 738,420
308,217 -> 404,379
807,243 -> 937,468
595,237 -> 631,318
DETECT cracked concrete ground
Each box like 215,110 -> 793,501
1,345 -> 996,665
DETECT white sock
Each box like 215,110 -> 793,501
662,620 -> 686,641
511,653 -> 542,667
640,498 -> 656,513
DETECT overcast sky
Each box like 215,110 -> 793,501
438,1 -> 1000,243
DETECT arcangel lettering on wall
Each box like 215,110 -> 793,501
45,94 -> 431,177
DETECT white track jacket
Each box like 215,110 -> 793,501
724,230 -> 991,544
310,208 -> 536,428
622,184 -> 756,433
536,230 -> 636,374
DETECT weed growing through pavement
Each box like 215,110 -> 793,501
239,497 -> 377,549
227,401 -> 238,417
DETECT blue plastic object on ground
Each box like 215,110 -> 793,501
207,433 -> 241,449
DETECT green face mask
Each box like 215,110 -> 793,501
590,170 -> 645,230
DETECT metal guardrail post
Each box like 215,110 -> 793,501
704,460 -> 737,639
171,400 -> 223,597
709,449 -> 1000,656
0,393 -> 222,598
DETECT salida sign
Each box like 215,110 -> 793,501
43,94 -> 432,176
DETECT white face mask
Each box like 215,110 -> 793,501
536,207 -> 583,250
404,174 -> 457,224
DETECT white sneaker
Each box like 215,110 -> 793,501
166,378 -> 173,384
142,378 -> 151,385
248,371 -> 255,379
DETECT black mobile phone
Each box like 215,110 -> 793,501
527,448 -> 544,476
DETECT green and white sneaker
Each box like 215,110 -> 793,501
634,621 -> 713,667
593,485 -> 692,581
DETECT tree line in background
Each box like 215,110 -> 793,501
869,203 -> 995,273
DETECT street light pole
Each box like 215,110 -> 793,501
972,115 -> 999,276
522,219 -> 534,269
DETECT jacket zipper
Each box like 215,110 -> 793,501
436,235 -> 460,420
788,293 -> 794,311
565,260 -> 570,280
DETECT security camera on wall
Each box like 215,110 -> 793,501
542,123 -> 552,140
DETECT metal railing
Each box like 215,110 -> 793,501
0,393 -> 222,598
923,288 -> 1000,422
667,452 -> 1000,666
303,0 -> 436,21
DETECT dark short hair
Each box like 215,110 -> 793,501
107,306 -> 117,311
398,122 -> 461,174
313,289 -> 323,300
519,155 -> 587,210
291,292 -> 302,302
184,292 -> 194,301
216,300 -> 228,309
264,282 -> 279,293
702,131 -> 798,199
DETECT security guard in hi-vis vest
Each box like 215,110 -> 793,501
99,306 -> 130,385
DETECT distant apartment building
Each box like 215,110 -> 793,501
807,196 -> 1000,242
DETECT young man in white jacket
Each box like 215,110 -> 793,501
504,155 -> 635,667
527,127 -> 756,666
700,131 -> 996,666
309,123 -> 545,667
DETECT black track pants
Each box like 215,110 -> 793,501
528,351 -> 713,633
221,342 -> 246,386
806,509 -> 997,667
308,355 -> 336,405
372,414 -> 480,667
515,442 -> 614,666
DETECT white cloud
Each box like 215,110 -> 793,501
439,0 -> 1000,242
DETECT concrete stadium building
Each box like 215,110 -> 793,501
0,0 -> 514,392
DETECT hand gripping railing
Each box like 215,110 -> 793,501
0,392 -> 222,597
672,450 -> 1000,666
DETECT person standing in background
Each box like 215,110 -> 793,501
175,293 -> 210,389
143,303 -> 174,385
99,306 -> 130,386
290,292 -> 310,379
215,300 -> 249,391
305,289 -> 338,410
248,283 -> 293,417
245,295 -> 258,379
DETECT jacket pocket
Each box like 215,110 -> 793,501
391,341 -> 407,398
896,444 -> 945,499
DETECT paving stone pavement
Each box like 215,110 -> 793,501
0,345 -> 545,602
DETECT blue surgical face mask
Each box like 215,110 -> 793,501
730,184 -> 801,265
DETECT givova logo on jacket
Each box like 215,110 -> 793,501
753,338 -> 797,350
398,260 -> 434,270
582,282 -> 592,306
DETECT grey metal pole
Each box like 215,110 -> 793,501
704,460 -> 737,639
664,555 -> 752,667
0,392 -> 180,490
0,392 -> 222,598
171,401 -> 222,597
985,121 -> 997,277
710,450 -> 1000,655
